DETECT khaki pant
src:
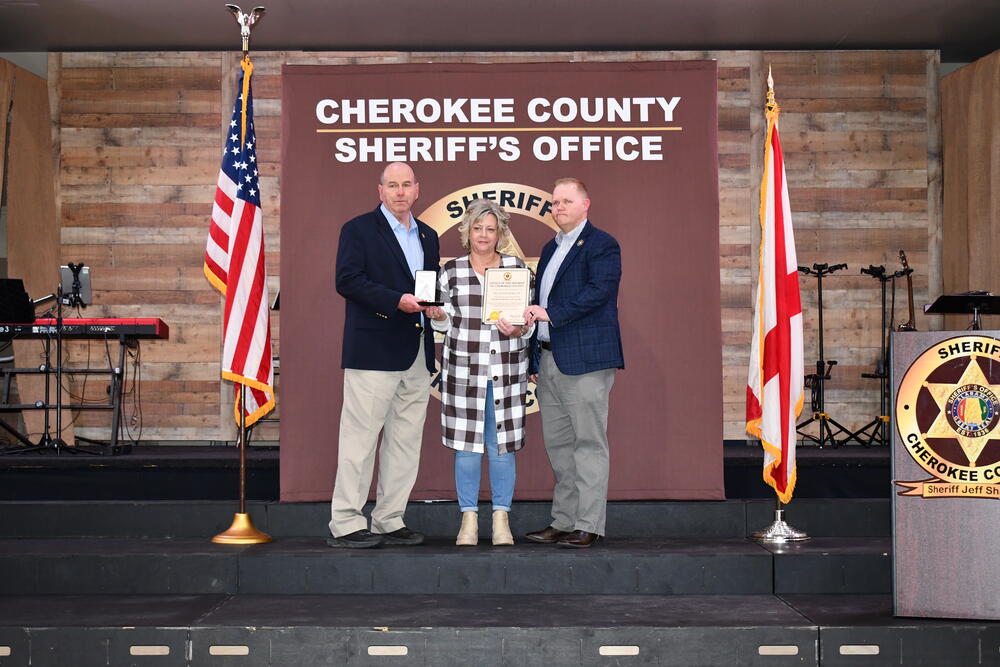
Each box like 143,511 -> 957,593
329,354 -> 430,537
535,349 -> 615,536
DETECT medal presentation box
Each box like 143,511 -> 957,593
892,331 -> 1000,620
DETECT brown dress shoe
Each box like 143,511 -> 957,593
557,530 -> 602,548
524,526 -> 571,544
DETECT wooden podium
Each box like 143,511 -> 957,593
892,330 -> 1000,619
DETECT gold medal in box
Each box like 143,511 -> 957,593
482,268 -> 530,325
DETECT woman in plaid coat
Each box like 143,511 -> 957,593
427,199 -> 533,546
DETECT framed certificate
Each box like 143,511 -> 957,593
414,270 -> 442,306
482,267 -> 530,325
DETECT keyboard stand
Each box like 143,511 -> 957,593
0,333 -> 130,456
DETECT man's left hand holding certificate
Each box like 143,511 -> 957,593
482,268 -> 530,325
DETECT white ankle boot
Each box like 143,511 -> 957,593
492,510 -> 514,546
456,511 -> 478,546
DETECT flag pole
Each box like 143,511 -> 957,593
212,4 -> 271,545
213,384 -> 271,543
748,66 -> 808,544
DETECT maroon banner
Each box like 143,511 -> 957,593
280,61 -> 723,501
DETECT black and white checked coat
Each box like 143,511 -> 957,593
433,254 -> 533,454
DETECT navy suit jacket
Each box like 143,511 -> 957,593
335,205 -> 440,372
529,221 -> 624,376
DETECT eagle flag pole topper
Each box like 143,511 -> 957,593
225,4 -> 265,55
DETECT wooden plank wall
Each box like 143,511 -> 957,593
2,61 -> 68,442
50,50 -> 937,444
941,51 -> 1000,331
757,51 -> 938,440
57,53 -> 234,442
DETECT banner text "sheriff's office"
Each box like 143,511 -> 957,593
315,96 -> 682,163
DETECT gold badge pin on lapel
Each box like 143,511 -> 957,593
576,240 -> 585,246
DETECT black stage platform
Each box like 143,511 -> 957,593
3,593 -> 996,667
0,445 -> 992,666
0,442 -> 891,500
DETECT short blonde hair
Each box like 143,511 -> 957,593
553,177 -> 589,198
458,198 -> 512,252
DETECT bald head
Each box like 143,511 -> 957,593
378,162 -> 420,225
379,162 -> 415,185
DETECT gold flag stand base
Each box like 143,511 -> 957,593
212,512 -> 272,544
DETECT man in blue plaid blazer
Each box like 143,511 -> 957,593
524,177 -> 624,548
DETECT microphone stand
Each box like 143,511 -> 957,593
51,276 -> 100,455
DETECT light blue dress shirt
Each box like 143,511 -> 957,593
381,203 -> 424,279
537,219 -> 588,342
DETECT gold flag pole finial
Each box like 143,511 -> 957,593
765,65 -> 778,112
225,4 -> 265,57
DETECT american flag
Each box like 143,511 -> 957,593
746,74 -> 803,504
204,59 -> 275,426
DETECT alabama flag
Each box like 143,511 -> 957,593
746,77 -> 804,504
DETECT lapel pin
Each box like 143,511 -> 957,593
577,240 -> 585,247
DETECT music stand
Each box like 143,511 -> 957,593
0,279 -> 35,449
924,293 -> 1000,330
0,279 -> 35,324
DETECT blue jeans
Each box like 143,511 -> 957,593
455,381 -> 516,512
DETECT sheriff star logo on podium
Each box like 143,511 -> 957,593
922,357 -> 1000,466
895,335 -> 1000,498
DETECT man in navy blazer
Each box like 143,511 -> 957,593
327,162 -> 440,548
523,177 -> 623,548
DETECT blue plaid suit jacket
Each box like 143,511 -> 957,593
529,221 -> 624,376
